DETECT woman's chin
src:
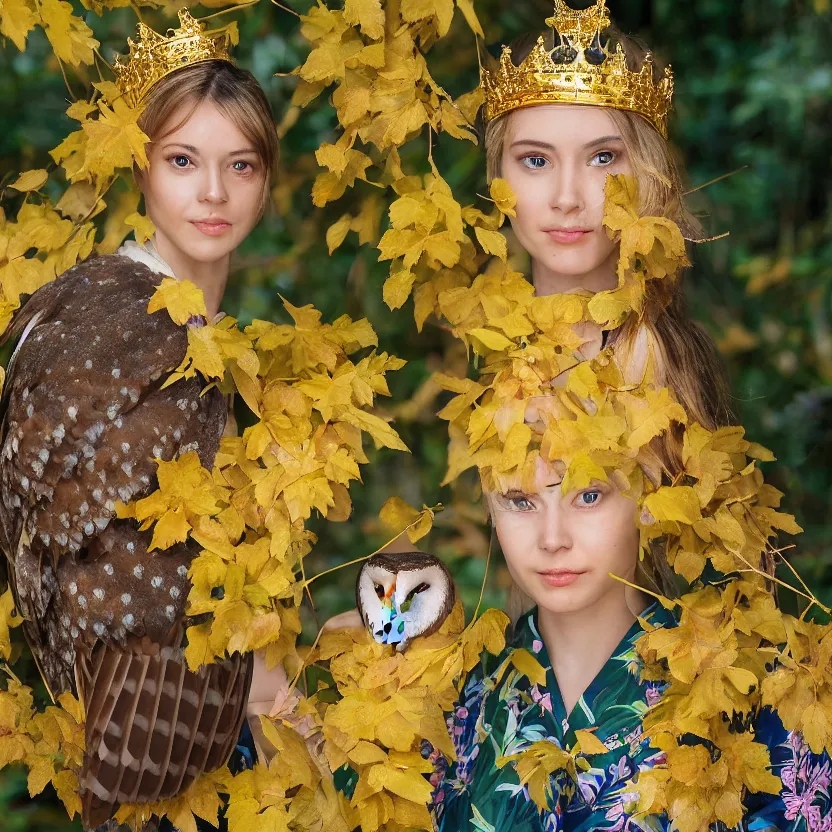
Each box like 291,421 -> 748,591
178,234 -> 236,265
540,252 -> 608,280
521,584 -> 589,616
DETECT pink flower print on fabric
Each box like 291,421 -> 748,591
530,684 -> 553,714
781,731 -> 832,831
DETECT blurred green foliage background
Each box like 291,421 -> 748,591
0,0 -> 829,827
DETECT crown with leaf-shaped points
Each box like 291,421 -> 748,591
113,9 -> 235,108
480,0 -> 673,138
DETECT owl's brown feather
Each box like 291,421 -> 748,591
0,255 -> 252,829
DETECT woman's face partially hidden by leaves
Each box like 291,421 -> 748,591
138,99 -> 265,274
490,461 -> 640,617
500,104 -> 633,294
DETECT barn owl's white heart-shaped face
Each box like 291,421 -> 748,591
356,553 -> 455,651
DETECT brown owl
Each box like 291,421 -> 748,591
0,255 -> 252,830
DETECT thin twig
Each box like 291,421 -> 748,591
285,623 -> 325,699
472,525 -> 494,621
302,513 -> 434,587
200,0 -> 261,22
269,0 -> 301,17
684,166 -> 748,196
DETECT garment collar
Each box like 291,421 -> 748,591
117,236 -> 175,278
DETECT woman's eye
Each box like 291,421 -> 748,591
232,160 -> 252,172
521,155 -> 547,170
589,151 -> 616,166
171,155 -> 191,168
508,495 -> 534,511
576,490 -> 601,507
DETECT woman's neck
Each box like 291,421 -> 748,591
153,233 -> 230,319
531,249 -> 618,296
537,587 -> 648,715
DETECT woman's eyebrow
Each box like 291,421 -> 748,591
229,148 -> 258,157
509,139 -> 557,151
582,134 -> 623,149
161,142 -> 199,153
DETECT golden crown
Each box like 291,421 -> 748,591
480,0 -> 673,138
113,9 -> 235,108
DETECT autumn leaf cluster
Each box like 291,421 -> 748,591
314,603 -> 508,831
1,1 -> 831,831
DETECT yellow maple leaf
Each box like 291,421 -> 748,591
343,0 -> 385,40
0,0 -> 37,51
475,226 -> 508,260
147,277 -> 208,325
623,386 -> 687,449
0,586 -> 22,661
489,177 -> 517,218
378,496 -> 435,543
125,211 -> 156,245
166,325 -> 227,384
383,268 -> 417,310
37,0 -> 97,67
77,98 -> 149,182
130,453 -> 226,551
497,741 -> 576,811
643,486 -> 702,525
9,169 -> 47,192
510,647 -> 547,686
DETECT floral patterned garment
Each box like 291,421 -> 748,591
431,605 -> 832,832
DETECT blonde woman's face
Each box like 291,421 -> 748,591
490,461 -> 640,616
139,99 -> 265,268
500,104 -> 632,293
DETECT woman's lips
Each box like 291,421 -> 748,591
538,570 -> 584,588
191,220 -> 231,237
545,228 -> 591,244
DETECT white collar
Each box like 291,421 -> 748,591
117,236 -> 176,278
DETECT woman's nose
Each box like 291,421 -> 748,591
199,167 -> 229,204
549,163 -> 582,216
538,502 -> 571,554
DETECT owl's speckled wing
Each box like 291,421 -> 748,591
0,255 -> 252,829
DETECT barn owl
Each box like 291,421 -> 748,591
356,552 -> 456,652
0,255 -> 252,829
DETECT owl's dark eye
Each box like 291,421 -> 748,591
374,584 -> 384,598
401,582 -> 430,612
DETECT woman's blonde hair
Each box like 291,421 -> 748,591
483,29 -> 734,436
486,29 -> 732,622
138,60 -> 279,217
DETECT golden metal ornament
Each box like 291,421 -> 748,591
113,8 -> 235,109
480,0 -> 673,138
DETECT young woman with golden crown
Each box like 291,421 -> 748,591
480,2 -> 733,438
0,10 -> 278,829
425,2 -> 832,831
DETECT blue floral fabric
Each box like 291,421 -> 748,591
431,605 -> 832,832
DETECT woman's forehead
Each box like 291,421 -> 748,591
505,104 -> 619,146
159,99 -> 254,153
